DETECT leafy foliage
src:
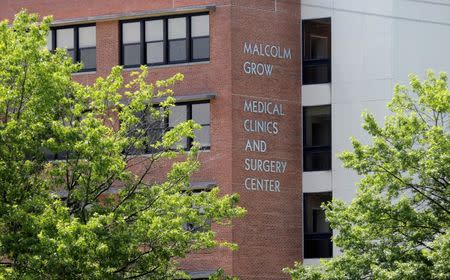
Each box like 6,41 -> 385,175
0,11 -> 245,279
285,71 -> 449,280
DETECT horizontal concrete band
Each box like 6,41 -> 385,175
56,181 -> 217,197
52,5 -> 216,26
188,181 -> 217,191
188,270 -> 216,279
153,93 -> 216,104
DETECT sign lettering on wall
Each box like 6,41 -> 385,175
242,99 -> 286,193
242,42 -> 292,77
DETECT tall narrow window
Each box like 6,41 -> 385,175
49,24 -> 96,71
168,17 -> 187,63
191,15 -> 210,60
122,22 -> 141,67
78,26 -> 96,71
302,18 -> 331,84
145,20 -> 164,64
120,13 -> 209,67
304,192 -> 332,258
303,106 -> 331,171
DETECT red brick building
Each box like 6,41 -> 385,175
0,1 -> 302,279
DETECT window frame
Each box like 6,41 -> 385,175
49,23 -> 97,72
302,18 -> 331,85
119,12 -> 210,68
303,105 -> 332,172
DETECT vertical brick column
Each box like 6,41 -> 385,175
230,1 -> 302,279
96,20 -> 119,76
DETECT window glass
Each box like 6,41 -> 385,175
79,26 -> 96,48
192,103 -> 210,148
303,106 -> 331,171
192,37 -> 209,60
168,17 -> 186,39
169,40 -> 187,62
46,32 -> 52,50
304,192 -> 332,258
303,19 -> 330,61
304,106 -> 331,147
146,42 -> 164,64
310,36 -> 328,59
145,20 -> 163,41
304,64 -> 330,85
194,126 -> 210,147
145,20 -> 164,64
123,44 -> 140,66
56,28 -> 74,49
80,48 -> 96,70
56,28 -> 75,62
191,15 -> 209,37
78,26 -> 96,70
122,22 -> 141,44
192,103 -> 210,125
169,105 -> 187,127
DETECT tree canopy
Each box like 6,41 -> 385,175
0,11 -> 245,279
285,71 -> 450,280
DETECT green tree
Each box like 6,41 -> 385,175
285,71 -> 450,280
0,11 -> 245,279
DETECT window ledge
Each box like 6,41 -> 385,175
303,258 -> 331,266
72,70 -> 97,76
303,169 -> 332,174
123,60 -> 210,72
128,148 -> 210,159
186,270 -> 216,279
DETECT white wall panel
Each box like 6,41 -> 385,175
302,0 -> 450,258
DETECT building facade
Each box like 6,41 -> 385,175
2,0 -> 450,278
1,1 -> 302,279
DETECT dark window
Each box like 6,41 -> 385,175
183,187 -> 212,233
120,13 -> 210,67
303,106 -> 331,171
304,192 -> 332,258
302,18 -> 331,84
48,24 -> 96,71
43,149 -> 71,161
